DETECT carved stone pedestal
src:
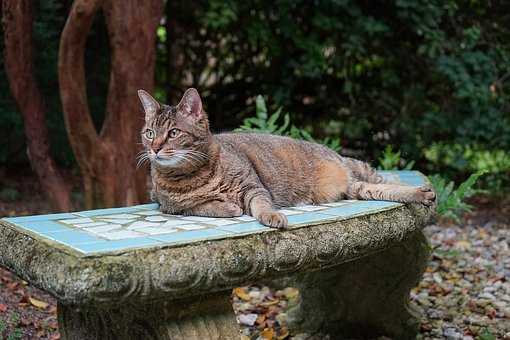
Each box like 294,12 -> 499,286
268,230 -> 430,339
58,291 -> 239,340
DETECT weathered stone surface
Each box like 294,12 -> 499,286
58,291 -> 240,340
265,230 -> 430,339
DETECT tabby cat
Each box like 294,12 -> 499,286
138,88 -> 435,228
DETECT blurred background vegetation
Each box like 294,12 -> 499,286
1,0 -> 509,206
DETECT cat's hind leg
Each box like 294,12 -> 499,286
347,182 -> 436,206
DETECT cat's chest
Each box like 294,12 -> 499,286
152,173 -> 242,211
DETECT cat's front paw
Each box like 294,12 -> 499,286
258,211 -> 288,229
414,186 -> 436,206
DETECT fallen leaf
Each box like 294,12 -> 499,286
281,287 -> 299,299
260,328 -> 274,340
29,297 -> 49,309
0,303 -> 7,313
234,287 -> 251,301
260,299 -> 280,307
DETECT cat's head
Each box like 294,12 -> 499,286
137,88 -> 212,173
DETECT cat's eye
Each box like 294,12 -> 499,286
144,129 -> 155,139
168,128 -> 181,138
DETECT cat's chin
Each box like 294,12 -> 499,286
152,157 -> 181,169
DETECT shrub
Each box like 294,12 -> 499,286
429,171 -> 486,222
236,95 -> 341,152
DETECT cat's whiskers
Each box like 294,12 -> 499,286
174,150 -> 208,165
135,151 -> 150,169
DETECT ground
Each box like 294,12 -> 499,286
0,171 -> 509,339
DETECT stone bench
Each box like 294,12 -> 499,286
0,171 -> 434,339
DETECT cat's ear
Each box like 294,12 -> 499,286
177,88 -> 204,120
138,89 -> 160,120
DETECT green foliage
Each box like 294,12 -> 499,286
429,171 -> 486,222
425,143 -> 510,194
236,95 -> 290,135
237,96 -> 341,152
378,145 -> 415,170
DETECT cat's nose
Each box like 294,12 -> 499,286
152,145 -> 163,154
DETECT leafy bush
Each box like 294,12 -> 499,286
429,171 -> 486,222
377,145 -> 415,170
425,143 -> 510,194
236,95 -> 341,152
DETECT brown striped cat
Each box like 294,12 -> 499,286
138,88 -> 435,228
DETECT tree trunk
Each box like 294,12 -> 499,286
59,0 -> 163,209
2,0 -> 73,212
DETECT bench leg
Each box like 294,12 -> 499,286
58,291 -> 240,340
270,230 -> 430,339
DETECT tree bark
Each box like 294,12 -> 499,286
59,0 -> 163,209
2,0 -> 73,211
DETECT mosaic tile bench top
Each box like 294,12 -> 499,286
1,171 -> 426,256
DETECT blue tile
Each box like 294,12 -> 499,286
3,213 -> 78,224
150,228 -> 232,244
286,212 -> 336,226
376,170 -> 427,186
76,237 -> 163,253
76,206 -> 142,217
7,220 -> 72,234
216,221 -> 270,234
44,230 -> 101,245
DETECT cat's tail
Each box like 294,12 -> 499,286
339,156 -> 385,184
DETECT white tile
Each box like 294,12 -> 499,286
201,219 -> 239,226
322,202 -> 349,207
60,218 -> 93,224
99,230 -> 144,240
98,218 -> 136,225
180,216 -> 224,222
293,205 -> 327,212
162,220 -> 196,227
135,210 -> 162,216
133,227 -> 178,235
176,224 -> 207,230
127,221 -> 163,229
278,209 -> 303,216
236,215 -> 256,222
100,213 -> 139,219
84,224 -> 122,234
145,215 -> 170,222
77,222 -> 108,228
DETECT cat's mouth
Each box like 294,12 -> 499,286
152,155 -> 182,167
